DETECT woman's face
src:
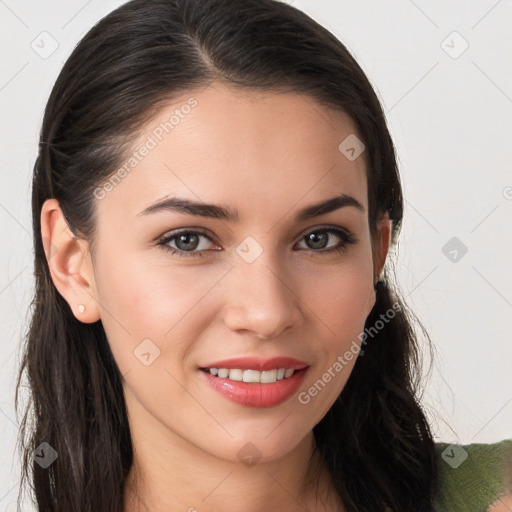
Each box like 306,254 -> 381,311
83,83 -> 387,464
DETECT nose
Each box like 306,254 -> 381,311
221,250 -> 304,340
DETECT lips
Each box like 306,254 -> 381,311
197,356 -> 310,407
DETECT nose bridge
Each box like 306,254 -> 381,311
222,240 -> 302,338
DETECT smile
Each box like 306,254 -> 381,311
200,367 -> 296,383
198,367 -> 309,408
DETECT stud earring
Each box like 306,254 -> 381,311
78,304 -> 86,313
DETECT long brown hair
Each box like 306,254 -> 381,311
16,0 -> 439,510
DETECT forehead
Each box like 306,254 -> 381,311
95,82 -> 368,224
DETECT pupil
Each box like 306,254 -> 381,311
308,232 -> 327,249
176,233 -> 198,251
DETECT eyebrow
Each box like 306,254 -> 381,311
137,192 -> 364,222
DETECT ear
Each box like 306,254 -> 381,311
372,211 -> 392,283
40,198 -> 101,323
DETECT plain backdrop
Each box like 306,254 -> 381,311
1,0 -> 511,509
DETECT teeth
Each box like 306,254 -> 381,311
207,367 -> 297,383
243,369 -> 261,383
217,368 -> 228,378
229,369 -> 244,381
260,369 -> 277,383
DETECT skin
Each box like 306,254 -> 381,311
487,495 -> 512,512
41,82 -> 392,512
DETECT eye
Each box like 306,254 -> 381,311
156,229 -> 219,258
156,226 -> 357,258
295,227 -> 357,255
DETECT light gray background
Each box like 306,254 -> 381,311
1,0 -> 511,509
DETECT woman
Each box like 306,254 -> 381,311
15,0 -> 511,511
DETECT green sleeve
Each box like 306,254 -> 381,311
434,438 -> 512,511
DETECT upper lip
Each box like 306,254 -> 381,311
199,357 -> 309,371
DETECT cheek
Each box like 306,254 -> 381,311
93,253 -> 217,374
303,260 -> 375,339
298,259 -> 374,405
296,265 -> 374,417
94,256 -> 217,426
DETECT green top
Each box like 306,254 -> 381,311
434,438 -> 512,511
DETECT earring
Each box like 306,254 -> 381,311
78,304 -> 86,313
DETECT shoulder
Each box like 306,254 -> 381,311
433,438 -> 512,511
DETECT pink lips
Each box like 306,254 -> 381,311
198,356 -> 310,408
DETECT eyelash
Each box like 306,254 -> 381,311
155,226 -> 357,258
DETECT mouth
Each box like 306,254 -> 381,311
199,366 -> 301,384
198,366 -> 310,408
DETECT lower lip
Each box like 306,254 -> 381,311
198,368 -> 309,408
